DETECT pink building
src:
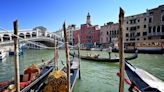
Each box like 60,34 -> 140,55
80,13 -> 100,48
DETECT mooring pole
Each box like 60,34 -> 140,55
14,20 -> 20,92
54,36 -> 57,70
63,21 -> 70,92
119,8 -> 125,92
77,35 -> 81,79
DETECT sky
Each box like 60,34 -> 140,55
0,0 -> 163,32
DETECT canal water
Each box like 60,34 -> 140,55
0,49 -> 164,92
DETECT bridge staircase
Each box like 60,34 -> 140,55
25,41 -> 48,49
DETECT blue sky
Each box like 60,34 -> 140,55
0,0 -> 163,32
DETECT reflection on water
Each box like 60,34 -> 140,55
0,49 -> 163,92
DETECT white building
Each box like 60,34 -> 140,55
67,24 -> 78,45
53,29 -> 64,41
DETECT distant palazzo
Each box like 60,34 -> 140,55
100,22 -> 119,48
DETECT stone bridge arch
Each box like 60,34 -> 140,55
26,32 -> 31,38
19,33 -> 25,38
3,34 -> 10,41
32,32 -> 37,37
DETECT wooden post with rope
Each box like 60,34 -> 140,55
78,35 -> 81,79
63,21 -> 70,92
119,8 -> 125,92
13,20 -> 20,92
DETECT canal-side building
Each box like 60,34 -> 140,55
147,5 -> 164,40
124,5 -> 164,50
53,29 -> 64,41
80,13 -> 100,48
67,24 -> 78,45
124,12 -> 149,42
73,29 -> 80,45
100,22 -> 119,48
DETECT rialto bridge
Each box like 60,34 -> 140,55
0,28 -> 64,50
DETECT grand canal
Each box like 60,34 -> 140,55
0,49 -> 164,92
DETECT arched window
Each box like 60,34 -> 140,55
153,26 -> 156,32
3,34 -> 10,41
157,26 -> 160,32
107,31 -> 108,35
162,15 -> 164,21
19,33 -> 25,38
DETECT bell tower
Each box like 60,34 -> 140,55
86,12 -> 91,24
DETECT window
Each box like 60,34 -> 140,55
149,12 -> 153,15
144,18 -> 146,21
130,38 -> 135,41
153,26 -> 156,32
157,26 -> 160,32
137,32 -> 140,36
143,38 -> 146,40
148,37 -> 151,40
137,38 -> 140,41
138,19 -> 140,22
130,27 -> 137,31
130,19 -> 136,24
149,18 -> 152,23
126,33 -> 129,37
126,39 -> 128,41
130,33 -> 135,37
149,26 -> 152,33
86,29 -> 90,34
126,27 -> 128,30
162,25 -> 164,32
107,31 -> 109,35
127,21 -> 128,24
161,36 -> 164,39
114,30 -> 117,35
162,15 -> 164,21
143,32 -> 147,36
137,26 -> 140,29
144,25 -> 146,28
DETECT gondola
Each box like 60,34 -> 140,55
36,57 -> 80,92
0,61 -> 54,92
69,50 -> 138,62
125,61 -> 164,92
36,22 -> 80,92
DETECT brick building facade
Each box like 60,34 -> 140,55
80,13 -> 100,48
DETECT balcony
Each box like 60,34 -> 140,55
148,32 -> 164,37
